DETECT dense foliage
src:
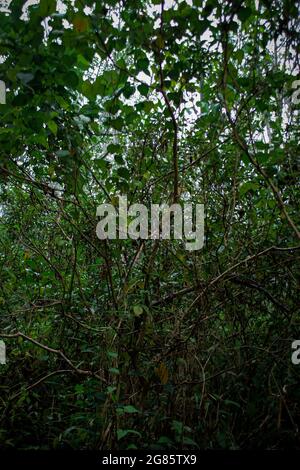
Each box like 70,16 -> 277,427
0,0 -> 299,450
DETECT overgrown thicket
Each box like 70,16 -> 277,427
0,0 -> 299,450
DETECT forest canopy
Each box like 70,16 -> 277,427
0,0 -> 299,450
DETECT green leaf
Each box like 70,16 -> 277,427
239,181 -> 259,196
107,143 -> 121,154
31,134 -> 48,149
39,0 -> 56,17
117,429 -> 142,441
117,167 -> 130,179
114,154 -> 124,165
157,436 -> 173,445
235,49 -> 244,64
82,81 -> 96,100
138,84 -> 149,97
56,150 -> 70,157
107,351 -> 118,358
238,7 -> 252,22
110,118 -> 124,131
123,84 -> 135,99
63,71 -> 79,88
182,436 -> 199,447
47,120 -> 57,136
123,405 -> 139,413
136,57 -> 150,75
17,73 -> 34,84
133,305 -> 143,316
